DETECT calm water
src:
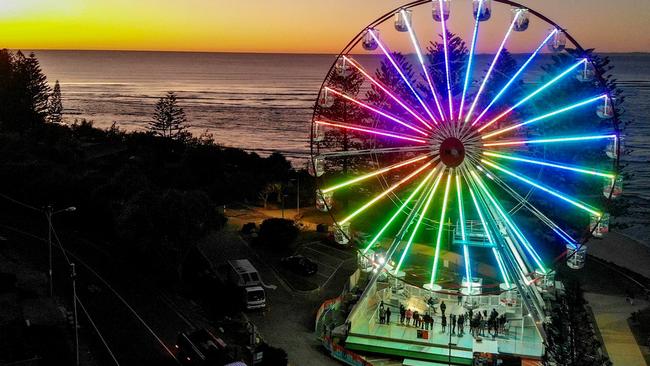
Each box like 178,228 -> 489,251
32,50 -> 650,243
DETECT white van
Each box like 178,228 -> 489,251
226,259 -> 266,310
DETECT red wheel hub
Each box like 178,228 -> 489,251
439,137 -> 465,168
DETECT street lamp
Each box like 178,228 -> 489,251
289,177 -> 300,217
45,205 -> 76,297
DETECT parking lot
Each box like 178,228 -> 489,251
293,241 -> 357,291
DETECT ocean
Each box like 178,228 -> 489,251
31,50 -> 650,244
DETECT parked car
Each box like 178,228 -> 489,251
281,255 -> 317,276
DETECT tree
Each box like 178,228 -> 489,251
0,50 -> 50,130
425,31 -> 468,102
149,91 -> 190,140
317,67 -> 369,175
258,182 -> 282,208
48,80 -> 63,123
256,218 -> 298,248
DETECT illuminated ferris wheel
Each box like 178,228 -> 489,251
309,0 -> 621,316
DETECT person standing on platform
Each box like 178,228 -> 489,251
458,314 -> 464,335
451,314 -> 456,335
457,292 -> 463,305
413,310 -> 420,328
400,304 -> 406,324
423,312 -> 431,330
405,308 -> 413,326
379,306 -> 386,324
386,307 -> 391,325
441,314 -> 447,333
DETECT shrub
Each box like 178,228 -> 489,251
257,218 -> 298,248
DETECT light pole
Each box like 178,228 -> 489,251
70,262 -> 79,366
289,177 -> 300,217
46,205 -> 76,297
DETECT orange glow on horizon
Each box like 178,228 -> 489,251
1,0 -> 649,54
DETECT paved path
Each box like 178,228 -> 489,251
584,293 -> 648,366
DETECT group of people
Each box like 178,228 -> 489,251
397,304 -> 435,329
468,308 -> 508,337
378,301 -> 392,324
378,300 -> 509,339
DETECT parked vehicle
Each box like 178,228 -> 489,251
221,259 -> 266,310
281,255 -> 318,276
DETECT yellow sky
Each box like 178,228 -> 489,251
1,0 -> 649,53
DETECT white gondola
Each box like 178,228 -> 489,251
499,283 -> 519,309
566,244 -> 586,269
512,8 -> 529,31
317,88 -> 334,108
312,123 -> 324,142
596,96 -> 614,119
335,57 -> 350,78
590,213 -> 610,238
394,9 -> 412,32
309,157 -> 325,177
576,60 -> 595,82
472,0 -> 491,21
605,137 -> 622,159
334,222 -> 351,245
603,175 -> 623,199
361,28 -> 378,51
315,189 -> 333,211
548,29 -> 566,52
432,0 -> 451,22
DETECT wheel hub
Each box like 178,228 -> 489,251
439,137 -> 465,168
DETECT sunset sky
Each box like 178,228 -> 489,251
1,0 -> 649,53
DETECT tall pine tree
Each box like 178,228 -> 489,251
148,91 -> 190,140
48,80 -> 63,123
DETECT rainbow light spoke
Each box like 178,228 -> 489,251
458,0 -> 482,121
484,134 -> 617,148
456,173 -> 472,291
438,0 -> 453,117
472,29 -> 558,125
474,58 -> 587,129
482,159 -> 602,217
481,94 -> 608,138
466,176 -> 509,286
343,56 -> 432,129
369,30 -> 437,126
315,120 -> 427,144
362,168 -> 437,254
470,170 -> 546,274
464,11 -> 519,123
401,10 -> 446,121
325,87 -> 429,136
487,170 -> 581,250
340,161 -> 434,224
395,170 -> 444,273
323,155 -> 431,194
430,172 -> 452,286
483,152 -> 615,179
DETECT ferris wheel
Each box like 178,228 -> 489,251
310,0 -> 622,305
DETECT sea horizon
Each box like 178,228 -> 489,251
15,48 -> 650,56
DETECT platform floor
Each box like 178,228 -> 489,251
348,300 -> 543,362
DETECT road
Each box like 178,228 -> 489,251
198,228 -> 346,366
0,222 -> 201,366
